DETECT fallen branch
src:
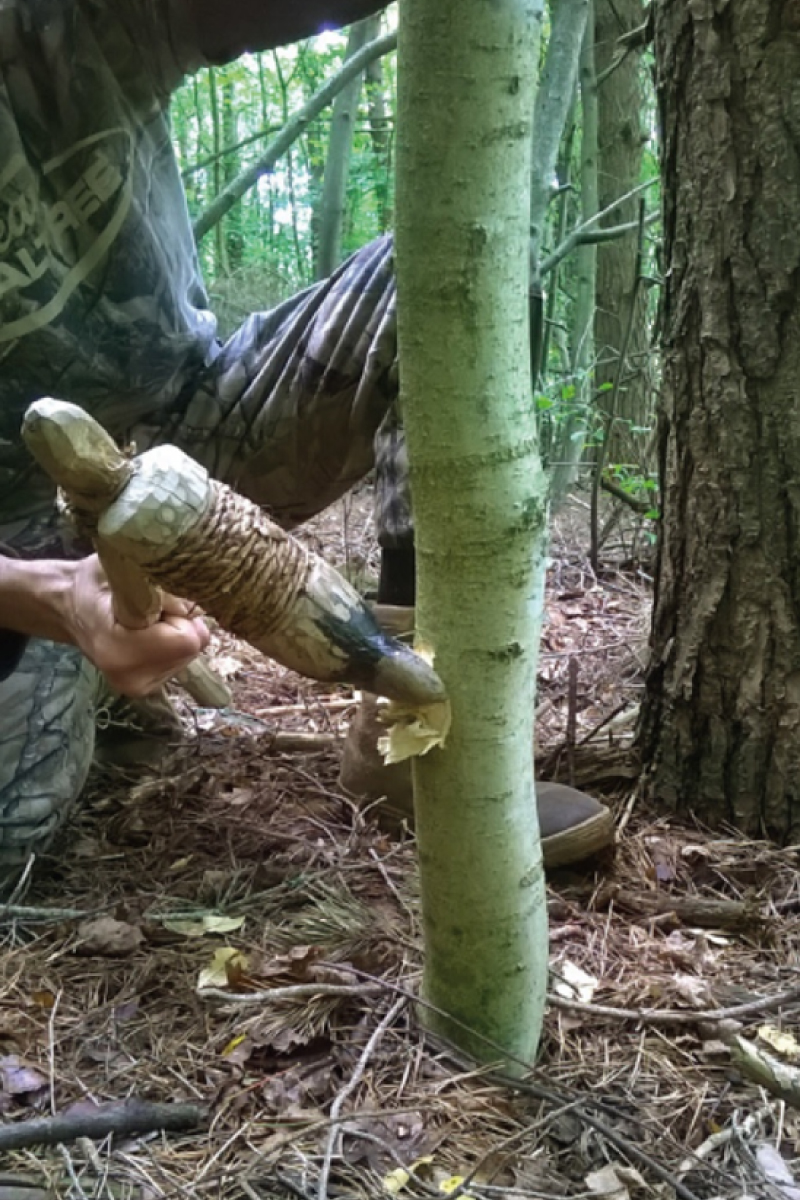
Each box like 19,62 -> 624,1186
547,982 -> 800,1026
318,997 -> 407,1200
0,1100 -> 206,1152
598,886 -> 764,932
0,1177 -> 49,1200
199,982 -> 382,1004
0,905 -> 99,925
263,731 -> 340,753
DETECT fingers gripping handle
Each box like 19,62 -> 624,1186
21,399 -> 230,708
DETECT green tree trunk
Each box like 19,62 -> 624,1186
396,0 -> 549,1069
207,66 -> 228,276
551,1 -> 598,505
363,14 -> 392,233
221,77 -> 244,272
640,0 -> 800,840
316,21 -> 371,279
593,0 -> 650,465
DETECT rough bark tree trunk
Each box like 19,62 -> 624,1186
640,0 -> 800,840
396,0 -> 549,1068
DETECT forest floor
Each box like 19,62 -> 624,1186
2,491 -> 800,1200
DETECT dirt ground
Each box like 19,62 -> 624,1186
2,492 -> 800,1200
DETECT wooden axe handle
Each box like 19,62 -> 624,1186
21,400 -> 230,709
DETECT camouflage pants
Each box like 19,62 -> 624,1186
0,236 -> 411,881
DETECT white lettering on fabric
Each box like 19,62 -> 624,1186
0,129 -> 133,341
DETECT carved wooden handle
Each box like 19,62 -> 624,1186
21,399 -> 447,708
22,399 -> 231,709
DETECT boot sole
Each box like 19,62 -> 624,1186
541,808 -> 615,869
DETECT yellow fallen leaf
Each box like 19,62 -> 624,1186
439,1177 -> 476,1198
383,1167 -> 410,1196
758,1025 -> 800,1060
31,990 -> 56,1010
221,1034 -> 248,1057
168,856 -> 193,872
382,1156 -> 434,1195
197,947 -> 249,990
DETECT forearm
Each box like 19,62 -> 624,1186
189,0 -> 389,63
0,557 -> 77,644
0,557 -> 210,696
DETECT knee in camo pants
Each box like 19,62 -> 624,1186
0,640 -> 97,881
0,236 -> 412,884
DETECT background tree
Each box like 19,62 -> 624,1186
593,0 -> 651,465
316,19 -> 373,279
640,0 -> 800,840
396,0 -> 549,1066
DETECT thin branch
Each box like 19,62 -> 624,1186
539,177 -> 659,278
199,982 -> 382,1004
193,31 -> 397,242
600,473 -> 654,514
0,1100 -> 206,1152
548,982 -> 800,1026
181,126 -> 280,179
0,904 -> 101,924
596,5 -> 655,87
577,211 -> 659,246
317,997 -> 407,1200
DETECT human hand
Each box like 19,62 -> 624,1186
67,556 -> 211,696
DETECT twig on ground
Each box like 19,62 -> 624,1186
0,1100 -> 206,1152
0,1177 -> 49,1200
0,905 -> 100,924
57,1147 -> 90,1200
596,885 -> 765,931
199,982 -> 382,1004
547,982 -> 800,1026
0,856 -> 35,911
47,989 -> 61,1116
317,996 -> 407,1200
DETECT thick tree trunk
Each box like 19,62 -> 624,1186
640,0 -> 800,840
396,0 -> 549,1068
593,0 -> 650,464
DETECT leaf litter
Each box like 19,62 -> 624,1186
1,493 -> 800,1198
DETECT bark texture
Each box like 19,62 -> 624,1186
640,0 -> 800,839
396,0 -> 549,1067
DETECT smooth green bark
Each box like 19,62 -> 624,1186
316,20 -> 371,280
396,0 -> 549,1069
